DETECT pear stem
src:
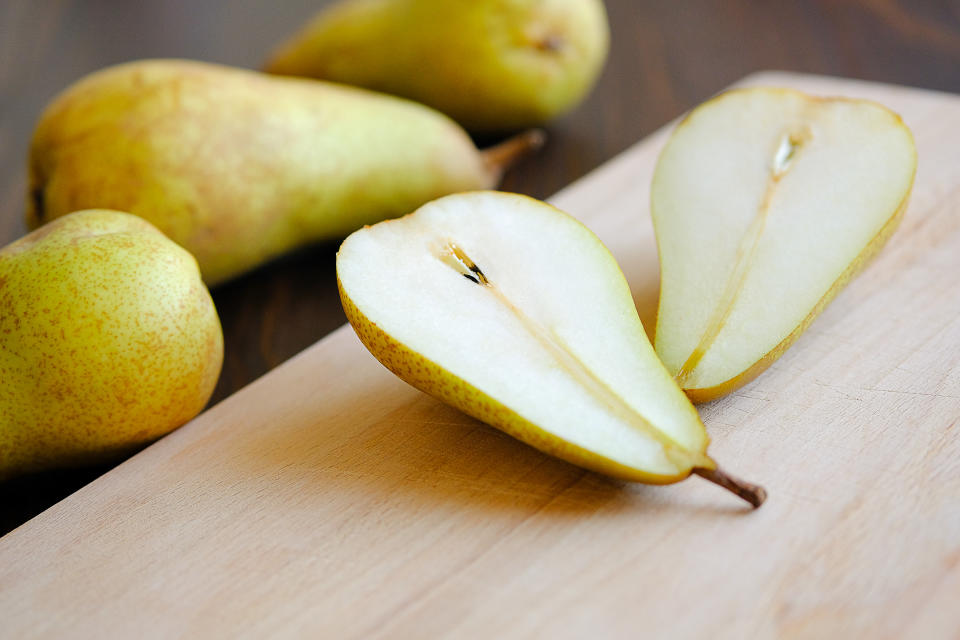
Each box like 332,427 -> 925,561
693,466 -> 767,509
481,129 -> 547,181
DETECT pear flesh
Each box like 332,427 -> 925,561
652,88 -> 917,402
338,191 -> 764,506
28,60 -> 541,285
0,210 -> 223,478
266,0 -> 610,132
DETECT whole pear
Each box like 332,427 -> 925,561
27,59 -> 542,285
0,210 -> 223,479
265,0 -> 610,132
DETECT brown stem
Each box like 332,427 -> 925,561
693,466 -> 767,509
480,128 -> 547,183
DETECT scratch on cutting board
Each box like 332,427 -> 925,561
860,388 -> 960,400
812,380 -> 864,402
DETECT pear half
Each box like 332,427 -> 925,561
337,191 -> 765,507
652,88 -> 917,402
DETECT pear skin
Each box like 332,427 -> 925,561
266,0 -> 609,132
0,210 -> 223,478
27,60 -> 543,285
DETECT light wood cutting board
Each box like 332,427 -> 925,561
2,72 -> 959,639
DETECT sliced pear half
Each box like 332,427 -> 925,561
337,191 -> 765,507
652,88 -> 917,402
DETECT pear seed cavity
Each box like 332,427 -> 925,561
772,127 -> 811,178
440,243 -> 489,285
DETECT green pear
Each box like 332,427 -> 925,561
27,60 -> 543,286
337,191 -> 765,507
266,0 -> 610,132
0,210 -> 223,479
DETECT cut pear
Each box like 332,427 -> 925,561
337,191 -> 765,507
652,88 -> 917,402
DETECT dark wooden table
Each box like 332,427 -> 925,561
1,0 -> 958,535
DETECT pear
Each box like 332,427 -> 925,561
0,210 -> 223,478
651,88 -> 917,402
27,59 -> 543,285
337,191 -> 765,507
265,0 -> 610,132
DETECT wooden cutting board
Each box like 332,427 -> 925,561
2,72 -> 958,639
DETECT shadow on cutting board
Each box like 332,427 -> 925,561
217,380 -> 755,522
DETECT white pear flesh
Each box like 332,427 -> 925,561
338,191 -> 733,489
652,88 -> 917,402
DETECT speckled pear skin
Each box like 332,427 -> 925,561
265,0 -> 610,132
27,59 -> 496,285
337,273 -> 688,485
0,210 -> 224,479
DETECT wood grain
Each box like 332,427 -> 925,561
1,72 -> 958,638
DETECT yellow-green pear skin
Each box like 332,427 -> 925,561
28,59 -> 529,285
266,0 -> 610,132
0,210 -> 224,479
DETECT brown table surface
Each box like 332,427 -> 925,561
1,1 -> 958,535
